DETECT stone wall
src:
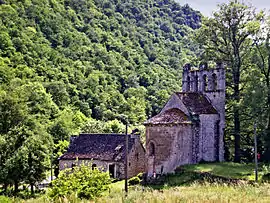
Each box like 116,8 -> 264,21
59,136 -> 146,179
145,124 -> 193,176
59,159 -> 132,179
182,63 -> 225,161
199,114 -> 220,161
128,135 -> 146,177
204,90 -> 225,161
59,159 -> 125,178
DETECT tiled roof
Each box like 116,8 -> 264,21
59,134 -> 135,162
144,108 -> 190,125
175,92 -> 217,114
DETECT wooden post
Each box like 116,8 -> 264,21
125,123 -> 128,194
254,121 -> 258,182
51,154 -> 53,182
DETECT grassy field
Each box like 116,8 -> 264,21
182,162 -> 256,180
3,162 -> 270,203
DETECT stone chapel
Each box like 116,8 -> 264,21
144,63 -> 225,176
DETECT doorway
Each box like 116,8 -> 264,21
108,164 -> 115,178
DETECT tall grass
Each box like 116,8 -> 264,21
96,182 -> 270,203
7,162 -> 270,203
12,182 -> 270,203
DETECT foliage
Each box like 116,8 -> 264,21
0,80 -> 54,193
3,163 -> 270,202
49,163 -> 111,199
195,0 -> 264,162
0,196 -> 11,203
0,0 -> 201,125
0,0 -> 202,193
128,172 -> 143,186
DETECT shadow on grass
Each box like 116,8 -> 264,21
145,169 -> 253,190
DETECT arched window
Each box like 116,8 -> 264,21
203,74 -> 208,91
149,142 -> 155,156
194,75 -> 198,92
186,76 -> 190,91
212,74 -> 217,91
71,163 -> 76,170
92,164 -> 97,170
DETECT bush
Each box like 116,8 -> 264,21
128,173 -> 143,185
0,196 -> 11,203
128,176 -> 141,185
262,165 -> 270,182
262,173 -> 270,182
49,163 -> 111,199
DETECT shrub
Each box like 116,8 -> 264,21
128,176 -> 141,185
49,163 -> 111,199
262,165 -> 270,182
0,196 -> 11,203
128,173 -> 143,185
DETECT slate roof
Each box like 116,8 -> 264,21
144,108 -> 190,125
175,92 -> 218,115
59,134 -> 135,162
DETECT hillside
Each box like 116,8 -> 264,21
0,0 -> 202,189
0,0 -> 201,130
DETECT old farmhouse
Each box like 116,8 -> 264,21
59,133 -> 145,179
144,63 -> 225,176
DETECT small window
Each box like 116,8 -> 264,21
71,163 -> 76,171
92,164 -> 97,170
149,142 -> 155,156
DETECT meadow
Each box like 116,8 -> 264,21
2,162 -> 270,203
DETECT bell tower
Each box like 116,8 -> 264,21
182,62 -> 225,161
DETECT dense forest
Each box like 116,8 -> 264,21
1,0 -> 270,195
0,0 -> 202,191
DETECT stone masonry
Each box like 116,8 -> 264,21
144,63 -> 225,176
59,133 -> 146,179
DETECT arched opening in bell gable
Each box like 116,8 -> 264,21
203,74 -> 208,91
212,73 -> 217,91
194,75 -> 198,92
187,76 -> 190,91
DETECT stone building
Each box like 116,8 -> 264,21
59,133 -> 145,179
145,63 -> 225,176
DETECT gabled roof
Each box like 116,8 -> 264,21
175,92 -> 217,115
59,134 -> 135,162
144,108 -> 190,125
144,92 -> 217,125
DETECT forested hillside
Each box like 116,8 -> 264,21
0,0 -> 201,189
0,0 -> 201,124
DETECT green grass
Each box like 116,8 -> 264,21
5,162 -> 270,203
96,183 -> 270,203
182,162 -> 255,180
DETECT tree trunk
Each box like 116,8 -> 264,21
3,182 -> 7,193
233,63 -> 241,162
31,183 -> 34,195
265,87 -> 270,161
234,109 -> 241,162
14,181 -> 18,194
